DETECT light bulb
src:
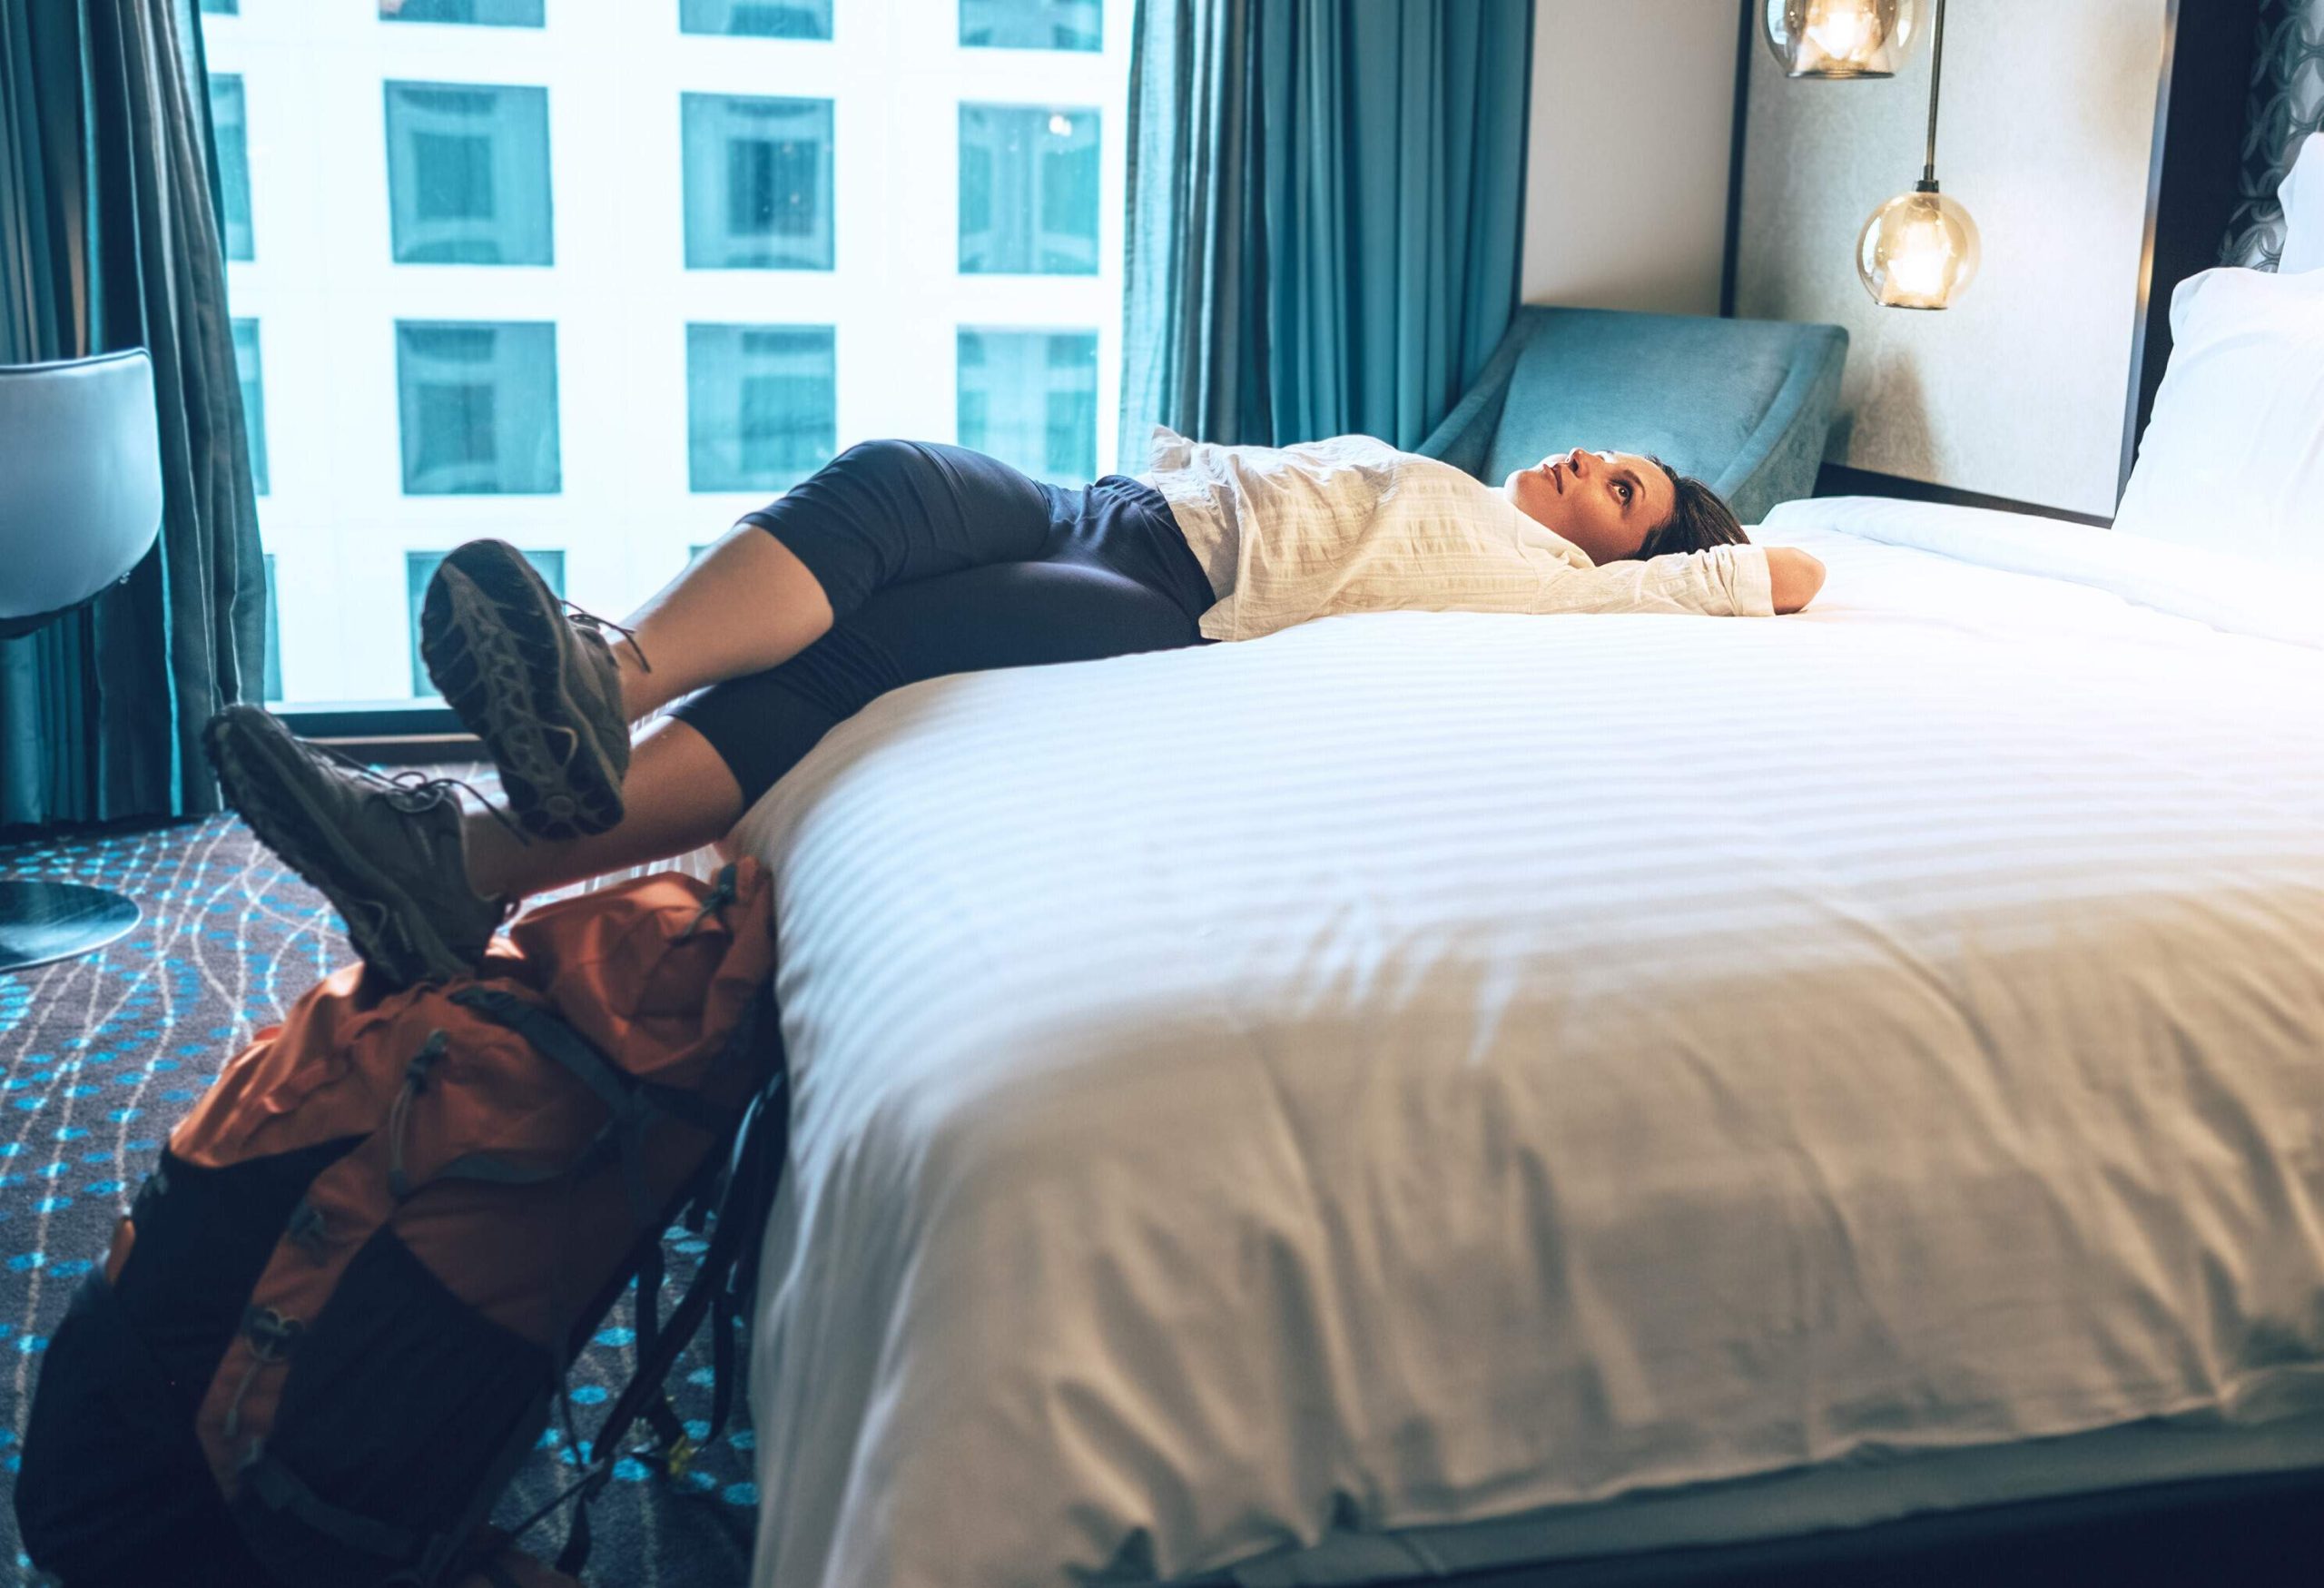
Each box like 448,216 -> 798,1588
1856,187 -> 1980,309
1763,0 -> 1920,79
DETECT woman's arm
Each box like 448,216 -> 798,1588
1766,547 -> 1827,614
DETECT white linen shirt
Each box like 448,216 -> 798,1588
1139,425 -> 1775,641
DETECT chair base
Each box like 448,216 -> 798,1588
0,880 -> 142,972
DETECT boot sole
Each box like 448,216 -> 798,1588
419,542 -> 626,843
202,706 -> 469,988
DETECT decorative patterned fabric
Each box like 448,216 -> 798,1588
2224,0 -> 2324,268
0,807 -> 758,1586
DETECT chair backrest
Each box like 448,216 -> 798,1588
1480,308 -> 1846,528
0,350 -> 165,627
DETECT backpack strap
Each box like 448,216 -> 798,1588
241,1445 -> 440,1574
450,988 -> 667,1224
552,999 -> 788,1577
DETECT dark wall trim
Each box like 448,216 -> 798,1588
309,734 -> 483,766
277,705 -> 460,739
1719,0 -> 1755,318
2122,0 -> 2263,491
1814,463 -> 2112,528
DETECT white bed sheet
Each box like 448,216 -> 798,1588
729,497 -> 2324,1588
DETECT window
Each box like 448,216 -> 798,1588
231,319 -> 269,496
379,0 -> 547,25
682,94 -> 832,270
960,0 -> 1099,51
204,5 -> 1129,710
200,0 -> 239,14
396,321 -> 561,495
688,324 -> 836,492
209,74 -> 254,261
384,83 -> 553,265
406,549 -> 563,696
680,0 -> 832,39
263,553 -> 281,703
958,104 -> 1098,274
956,329 -> 1096,484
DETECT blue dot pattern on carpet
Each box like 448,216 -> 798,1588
0,808 -> 760,1586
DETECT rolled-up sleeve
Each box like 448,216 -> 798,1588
1538,544 -> 1776,617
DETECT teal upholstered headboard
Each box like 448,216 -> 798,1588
1417,307 -> 1848,528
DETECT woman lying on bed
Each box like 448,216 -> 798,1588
205,430 -> 1827,987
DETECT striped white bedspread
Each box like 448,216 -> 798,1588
728,498 -> 2324,1588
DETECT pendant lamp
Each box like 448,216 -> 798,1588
1854,0 -> 1978,309
1762,0 -> 1920,79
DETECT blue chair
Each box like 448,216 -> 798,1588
0,350 -> 165,972
1417,307 -> 1848,527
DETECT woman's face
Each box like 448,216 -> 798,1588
1503,448 -> 1673,565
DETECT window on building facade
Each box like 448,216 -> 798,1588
384,83 -> 554,265
210,74 -> 254,261
687,323 -> 837,492
405,549 -> 563,696
379,0 -> 547,25
231,319 -> 269,496
200,0 -> 238,15
262,553 -> 281,702
682,94 -> 833,270
956,328 -> 1097,484
958,104 -> 1098,274
396,321 -> 561,496
960,0 -> 1100,51
680,0 -> 832,39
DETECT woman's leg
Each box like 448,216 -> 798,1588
609,439 -> 1059,719
462,557 -> 1202,902
462,715 -> 743,901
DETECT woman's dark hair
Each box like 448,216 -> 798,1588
1627,458 -> 1748,561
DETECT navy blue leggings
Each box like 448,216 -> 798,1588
667,439 -> 1215,805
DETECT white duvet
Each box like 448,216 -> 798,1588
728,498 -> 2324,1588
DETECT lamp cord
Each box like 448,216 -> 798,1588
1920,0 -> 1948,189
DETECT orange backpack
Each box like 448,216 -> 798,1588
16,862 -> 784,1588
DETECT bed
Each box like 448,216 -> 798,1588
720,495 -> 2324,1588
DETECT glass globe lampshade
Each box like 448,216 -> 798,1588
1856,185 -> 1979,310
1763,0 -> 1921,78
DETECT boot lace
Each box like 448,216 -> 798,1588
303,739 -> 532,849
563,600 -> 652,674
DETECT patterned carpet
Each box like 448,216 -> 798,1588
0,805 -> 759,1587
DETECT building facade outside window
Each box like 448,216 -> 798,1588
231,319 -> 270,497
960,0 -> 1100,51
396,321 -> 562,496
956,328 -> 1097,484
378,1 -> 547,26
682,94 -> 834,271
384,83 -> 555,266
680,0 -> 832,39
202,0 -> 1131,709
687,323 -> 838,492
209,74 -> 254,261
959,104 -> 1098,274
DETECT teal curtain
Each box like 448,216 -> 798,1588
0,0 -> 263,826
1118,0 -> 1534,462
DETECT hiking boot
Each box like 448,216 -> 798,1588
420,540 -> 635,842
203,705 -> 512,988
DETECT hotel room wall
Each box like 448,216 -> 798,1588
1520,0 -> 1738,316
1736,0 -> 2172,519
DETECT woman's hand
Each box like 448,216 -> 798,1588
1766,547 -> 1827,614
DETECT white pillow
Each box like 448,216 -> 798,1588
2283,133 -> 2323,274
2110,263 -> 2324,566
